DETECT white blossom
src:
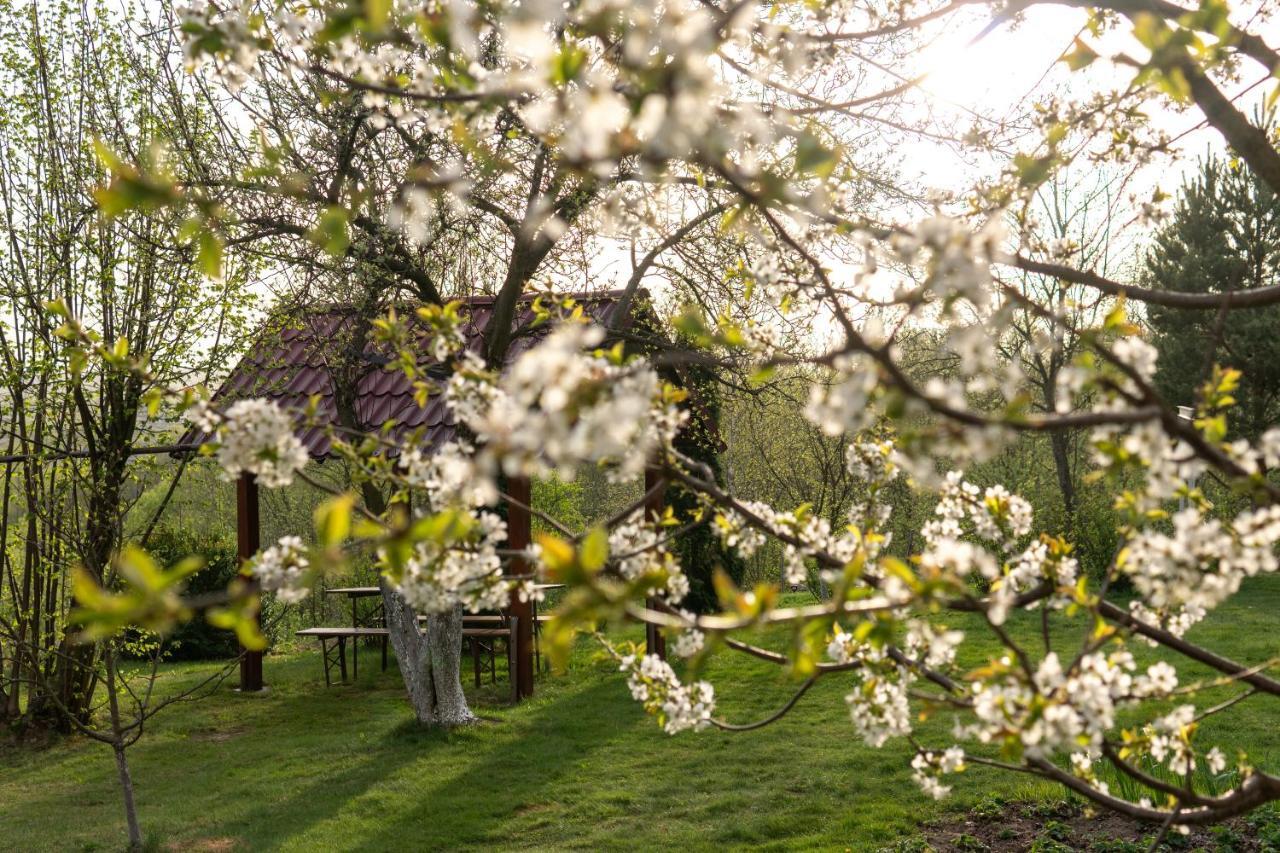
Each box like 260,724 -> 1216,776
252,535 -> 311,603
192,398 -> 309,488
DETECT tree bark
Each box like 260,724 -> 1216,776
379,580 -> 475,726
345,412 -> 474,726
1049,429 -> 1076,536
422,606 -> 474,725
104,647 -> 143,851
112,743 -> 142,851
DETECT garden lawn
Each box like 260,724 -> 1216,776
2,576 -> 1278,852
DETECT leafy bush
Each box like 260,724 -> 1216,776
141,526 -> 242,660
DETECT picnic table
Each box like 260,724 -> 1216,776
295,627 -> 389,685
295,618 -> 523,700
298,582 -> 566,691
322,586 -> 382,629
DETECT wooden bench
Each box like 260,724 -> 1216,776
420,613 -> 553,673
295,627 -> 390,686
297,618 -> 521,700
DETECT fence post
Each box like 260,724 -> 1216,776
643,463 -> 667,660
236,473 -> 264,691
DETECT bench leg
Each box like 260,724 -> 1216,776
320,638 -> 332,687
472,638 -> 482,688
508,616 -> 519,703
354,634 -> 359,681
338,636 -> 348,683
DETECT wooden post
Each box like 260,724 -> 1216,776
644,464 -> 668,660
236,473 -> 264,692
505,476 -> 535,699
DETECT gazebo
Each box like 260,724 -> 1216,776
180,290 -> 673,698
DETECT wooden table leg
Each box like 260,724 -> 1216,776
508,617 -> 519,703
338,636 -> 348,683
321,638 -> 332,687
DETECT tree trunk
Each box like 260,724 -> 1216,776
112,742 -> 143,851
423,607 -> 474,725
379,580 -> 475,726
1049,429 -> 1076,536
105,647 -> 143,851
324,292 -> 477,729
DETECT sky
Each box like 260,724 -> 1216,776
906,4 -> 1279,195
114,0 -> 1280,315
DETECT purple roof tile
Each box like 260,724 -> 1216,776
179,290 -> 641,458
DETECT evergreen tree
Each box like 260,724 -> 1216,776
1145,152 -> 1280,437
669,359 -> 748,614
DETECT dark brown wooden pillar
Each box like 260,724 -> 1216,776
236,473 -> 264,691
644,464 -> 667,660
506,475 -> 535,699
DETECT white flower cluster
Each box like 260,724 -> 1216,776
1121,505 -> 1280,616
1127,600 -> 1207,643
446,324 -> 683,486
911,747 -> 965,800
1091,421 -> 1205,506
922,472 -> 1032,552
1260,428 -> 1280,470
607,512 -> 689,603
847,672 -> 912,748
189,398 -> 309,488
401,441 -> 496,508
732,500 -> 864,588
177,0 -> 266,91
804,354 -> 878,437
181,0 -> 783,191
845,439 -> 900,485
1133,661 -> 1179,697
620,652 -> 715,734
393,511 -> 509,614
711,507 -> 767,559
988,537 -> 1080,624
903,620 -> 964,669
671,628 -> 705,659
965,651 -> 1141,760
251,535 -> 311,603
919,539 -> 998,583
844,439 -> 898,548
1146,705 -> 1197,775
1111,336 -> 1159,386
826,628 -> 913,747
906,216 -> 1007,299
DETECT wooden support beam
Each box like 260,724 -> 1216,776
644,464 -> 668,661
505,475 -> 535,699
236,473 -> 264,692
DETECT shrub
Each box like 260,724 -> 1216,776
142,526 -> 242,660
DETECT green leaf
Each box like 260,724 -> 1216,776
579,526 -> 609,574
795,131 -> 838,178
365,0 -> 390,30
207,600 -> 268,651
315,493 -> 353,547
309,206 -> 351,256
1061,38 -> 1098,71
536,533 -> 577,582
551,43 -> 587,85
143,387 -> 165,417
198,230 -> 225,280
1012,152 -> 1054,190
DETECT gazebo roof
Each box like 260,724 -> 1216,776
180,290 -> 639,458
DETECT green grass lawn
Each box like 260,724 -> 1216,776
3,577 -> 1278,852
